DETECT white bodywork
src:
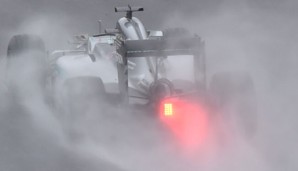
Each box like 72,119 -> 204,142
51,36 -> 118,95
51,16 -> 195,105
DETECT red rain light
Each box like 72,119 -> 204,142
164,103 -> 173,116
159,98 -> 209,153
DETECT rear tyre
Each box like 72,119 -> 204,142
61,76 -> 106,141
7,34 -> 46,57
6,34 -> 47,100
209,72 -> 258,139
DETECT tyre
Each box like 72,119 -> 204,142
7,34 -> 45,57
209,72 -> 258,139
61,76 -> 106,141
6,34 -> 48,99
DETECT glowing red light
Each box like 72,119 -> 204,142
159,98 -> 209,153
164,103 -> 173,116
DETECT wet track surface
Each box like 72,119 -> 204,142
0,88 -> 271,171
0,76 -> 297,171
0,89 -> 126,171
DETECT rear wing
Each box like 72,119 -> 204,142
116,37 -> 202,58
115,36 -> 206,102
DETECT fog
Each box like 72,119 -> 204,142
0,0 -> 297,171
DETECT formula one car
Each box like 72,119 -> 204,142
7,6 -> 257,147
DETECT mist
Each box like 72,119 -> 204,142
0,0 -> 297,171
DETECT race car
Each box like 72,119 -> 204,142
6,6 -> 258,148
